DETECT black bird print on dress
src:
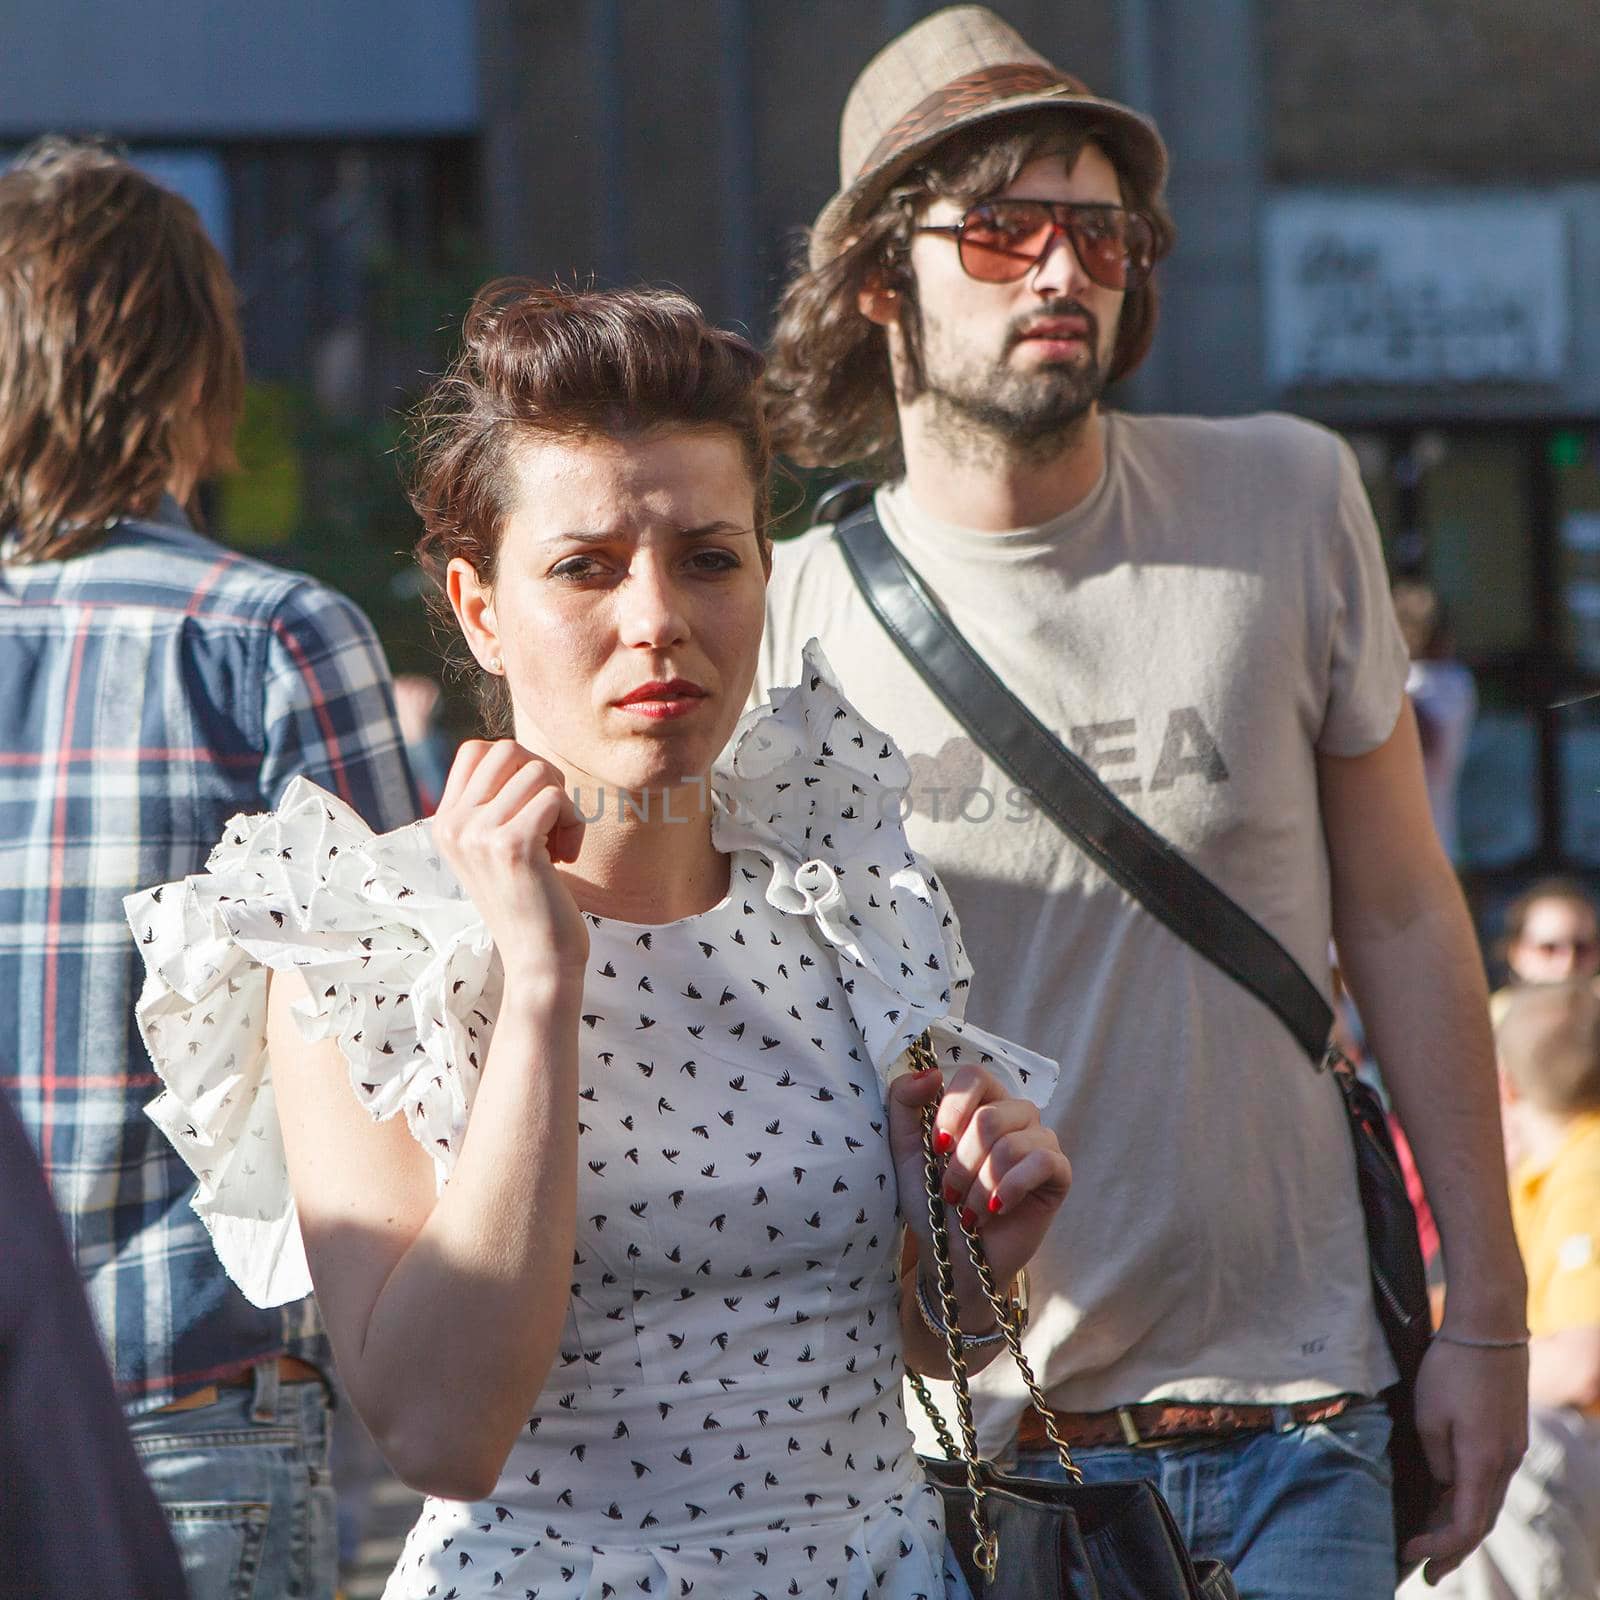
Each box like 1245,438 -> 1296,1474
127,643 -> 1055,1600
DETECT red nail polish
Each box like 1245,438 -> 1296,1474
933,1129 -> 954,1155
943,1183 -> 960,1206
988,1194 -> 1004,1215
959,1207 -> 978,1230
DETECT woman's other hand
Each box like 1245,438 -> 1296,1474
888,1062 -> 1071,1296
433,739 -> 590,991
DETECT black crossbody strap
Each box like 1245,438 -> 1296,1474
834,503 -> 1333,1064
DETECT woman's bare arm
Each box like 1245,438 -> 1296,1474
271,737 -> 592,1502
270,963 -> 580,1501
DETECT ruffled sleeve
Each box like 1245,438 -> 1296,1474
125,778 -> 498,1308
713,639 -> 1057,1106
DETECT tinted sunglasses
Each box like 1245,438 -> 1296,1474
917,199 -> 1156,292
1530,938 -> 1599,959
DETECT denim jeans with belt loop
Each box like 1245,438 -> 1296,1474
126,1360 -> 338,1600
1013,1396 -> 1396,1600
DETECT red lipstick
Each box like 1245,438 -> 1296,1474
614,678 -> 708,720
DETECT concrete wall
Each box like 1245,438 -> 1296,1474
1113,0 -> 1268,416
9,0 -> 1594,423
1265,0 -> 1600,184
478,0 -> 1119,336
0,0 -> 477,139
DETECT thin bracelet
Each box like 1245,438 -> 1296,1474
1434,1329 -> 1531,1351
913,1271 -> 1006,1350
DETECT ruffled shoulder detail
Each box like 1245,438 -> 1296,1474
714,639 -> 1056,1105
125,778 -> 497,1307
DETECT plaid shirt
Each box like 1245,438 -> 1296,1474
0,500 -> 419,1412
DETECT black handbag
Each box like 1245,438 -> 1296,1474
905,1035 -> 1240,1599
831,492 -> 1444,1562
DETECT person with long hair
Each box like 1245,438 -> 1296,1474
756,7 -> 1527,1593
129,280 -> 1071,1599
0,137 -> 418,1599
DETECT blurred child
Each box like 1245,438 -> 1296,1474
1415,980 -> 1600,1598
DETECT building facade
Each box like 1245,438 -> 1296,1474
1262,0 -> 1600,884
7,0 -> 1598,887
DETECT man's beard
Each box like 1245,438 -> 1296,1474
916,299 -> 1108,458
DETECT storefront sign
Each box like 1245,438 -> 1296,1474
1264,195 -> 1570,387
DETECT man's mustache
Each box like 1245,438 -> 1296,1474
1003,299 -> 1100,358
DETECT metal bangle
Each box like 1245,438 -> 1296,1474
914,1270 -> 1006,1350
1433,1329 -> 1531,1350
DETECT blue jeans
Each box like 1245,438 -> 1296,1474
1015,1399 -> 1396,1600
126,1362 -> 337,1600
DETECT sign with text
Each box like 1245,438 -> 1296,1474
1264,195 -> 1570,387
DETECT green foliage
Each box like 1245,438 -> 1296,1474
215,233 -> 494,730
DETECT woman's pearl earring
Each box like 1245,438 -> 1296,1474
488,656 -> 503,674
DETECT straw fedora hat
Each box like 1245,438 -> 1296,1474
810,5 -> 1167,270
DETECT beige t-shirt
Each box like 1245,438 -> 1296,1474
757,410 -> 1411,1450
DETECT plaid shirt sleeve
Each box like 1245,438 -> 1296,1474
257,580 -> 421,832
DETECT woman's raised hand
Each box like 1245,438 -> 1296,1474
433,740 -> 590,991
888,1061 -> 1071,1298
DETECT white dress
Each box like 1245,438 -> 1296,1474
127,642 -> 1056,1600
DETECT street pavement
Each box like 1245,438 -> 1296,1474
340,1476 -> 421,1600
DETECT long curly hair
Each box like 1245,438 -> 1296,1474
765,111 -> 1176,477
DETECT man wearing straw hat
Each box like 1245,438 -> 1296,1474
758,7 -> 1527,1591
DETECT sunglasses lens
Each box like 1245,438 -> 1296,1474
1069,211 -> 1151,290
957,203 -> 1056,282
957,202 -> 1155,290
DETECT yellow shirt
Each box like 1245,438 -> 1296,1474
1491,976 -> 1600,1029
1511,1111 -> 1600,1337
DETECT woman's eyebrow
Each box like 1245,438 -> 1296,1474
677,520 -> 755,538
542,520 -> 754,545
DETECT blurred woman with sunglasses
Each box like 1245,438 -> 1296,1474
127,281 -> 1070,1600
1492,879 -> 1600,1026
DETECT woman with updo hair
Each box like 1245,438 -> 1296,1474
128,281 -> 1070,1599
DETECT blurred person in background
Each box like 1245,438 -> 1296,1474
1393,577 -> 1477,865
1491,880 -> 1600,1028
0,1087 -> 186,1600
0,137 -> 418,1599
1403,980 -> 1600,1600
392,671 -> 459,813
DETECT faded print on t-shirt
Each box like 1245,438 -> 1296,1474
758,410 -> 1409,1447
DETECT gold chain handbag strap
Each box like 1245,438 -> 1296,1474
903,1031 -> 1082,1577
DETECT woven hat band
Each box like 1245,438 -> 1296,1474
856,64 -> 1085,183
808,6 -> 1167,271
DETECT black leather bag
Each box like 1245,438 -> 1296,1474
905,1036 -> 1239,1600
832,494 -> 1444,1562
925,1457 -> 1240,1600
1331,1056 -> 1438,1548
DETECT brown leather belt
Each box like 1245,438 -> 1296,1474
1016,1392 -> 1358,1451
151,1356 -> 325,1414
